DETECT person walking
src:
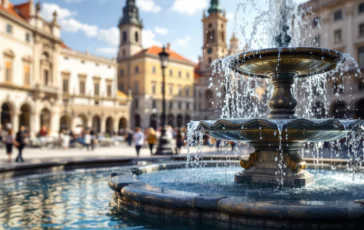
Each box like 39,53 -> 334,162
175,129 -> 184,155
90,129 -> 96,150
84,130 -> 91,151
146,128 -> 157,155
133,127 -> 144,157
15,126 -> 26,162
126,129 -> 133,146
5,129 -> 13,163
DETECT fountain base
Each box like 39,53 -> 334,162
235,150 -> 314,187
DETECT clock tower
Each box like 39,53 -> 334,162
201,0 -> 228,72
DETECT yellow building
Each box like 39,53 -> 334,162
117,0 -> 195,129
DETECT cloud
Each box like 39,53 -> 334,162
41,3 -> 76,21
226,12 -> 234,21
98,27 -> 119,47
63,0 -> 83,3
142,29 -> 162,47
155,26 -> 168,36
175,36 -> 191,47
171,0 -> 208,16
95,47 -> 118,56
136,0 -> 161,13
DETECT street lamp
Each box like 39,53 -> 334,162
155,46 -> 174,155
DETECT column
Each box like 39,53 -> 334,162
100,115 -> 106,134
51,109 -> 60,136
12,111 -> 19,133
31,111 -> 40,138
87,115 -> 93,129
114,116 -> 119,133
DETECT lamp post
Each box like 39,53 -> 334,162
155,46 -> 174,155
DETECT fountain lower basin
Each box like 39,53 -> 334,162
109,162 -> 364,229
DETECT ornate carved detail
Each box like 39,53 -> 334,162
240,151 -> 259,169
284,154 -> 306,173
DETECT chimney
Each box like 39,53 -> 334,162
166,43 -> 171,50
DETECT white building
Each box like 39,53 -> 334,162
0,0 -> 130,137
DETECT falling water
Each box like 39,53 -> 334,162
187,0 -> 364,185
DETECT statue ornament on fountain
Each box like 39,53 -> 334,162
189,0 -> 363,187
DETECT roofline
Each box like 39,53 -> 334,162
61,48 -> 117,66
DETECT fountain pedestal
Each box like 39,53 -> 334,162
235,149 -> 314,187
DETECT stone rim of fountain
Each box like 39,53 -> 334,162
109,162 -> 364,228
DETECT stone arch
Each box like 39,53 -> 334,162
330,100 -> 348,119
60,115 -> 71,131
176,114 -> 183,128
118,117 -> 127,130
167,114 -> 174,127
92,115 -> 101,133
19,103 -> 32,130
40,108 -> 51,130
150,114 -> 158,130
105,116 -> 114,134
1,102 -> 13,128
134,114 -> 141,127
73,114 -> 88,130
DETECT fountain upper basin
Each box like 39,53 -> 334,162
189,119 -> 362,143
231,47 -> 343,78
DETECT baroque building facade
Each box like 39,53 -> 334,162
0,0 -> 130,137
117,0 -> 195,129
301,0 -> 364,119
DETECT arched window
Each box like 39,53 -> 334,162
122,31 -> 127,43
152,66 -> 156,74
135,66 -> 139,74
208,57 -> 212,65
135,31 -> 139,43
221,31 -> 224,41
185,87 -> 190,97
122,49 -> 126,57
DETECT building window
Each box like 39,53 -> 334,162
207,30 -> 215,43
152,83 -> 156,94
208,57 -> 212,64
333,10 -> 342,21
358,47 -> 364,70
135,31 -> 139,43
359,3 -> 364,14
221,31 -> 224,41
23,64 -> 30,86
44,69 -> 49,86
63,78 -> 69,93
4,60 -> 12,83
178,87 -> 182,96
135,99 -> 139,109
334,29 -> 342,44
312,17 -> 320,28
122,31 -> 127,43
25,33 -> 31,43
186,102 -> 190,110
169,69 -> 173,76
81,60 -> 85,64
359,79 -> 364,91
178,71 -> 182,78
313,35 -> 320,47
186,72 -> 190,79
79,80 -> 86,95
120,69 -> 124,77
169,85 -> 173,95
178,102 -> 182,109
152,100 -> 156,109
169,101 -> 173,109
134,82 -> 139,94
359,23 -> 364,38
6,24 -> 12,34
107,84 -> 112,97
152,66 -> 156,74
94,83 -> 100,96
185,87 -> 190,97
135,66 -> 139,74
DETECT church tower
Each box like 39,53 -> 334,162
117,0 -> 143,61
229,33 -> 239,54
201,0 -> 228,72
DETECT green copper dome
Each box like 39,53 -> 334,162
208,0 -> 222,15
119,0 -> 143,28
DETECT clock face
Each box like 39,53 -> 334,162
207,48 -> 213,54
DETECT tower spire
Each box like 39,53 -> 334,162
208,0 -> 222,15
119,0 -> 142,28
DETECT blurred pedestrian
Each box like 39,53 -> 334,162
90,129 -> 96,150
216,139 -> 221,150
175,129 -> 184,155
133,127 -> 144,157
230,141 -> 236,152
126,129 -> 133,146
15,126 -> 26,162
84,130 -> 91,150
5,129 -> 13,163
147,128 -> 157,155
60,129 -> 70,150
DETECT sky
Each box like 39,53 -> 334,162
11,0 -> 308,63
